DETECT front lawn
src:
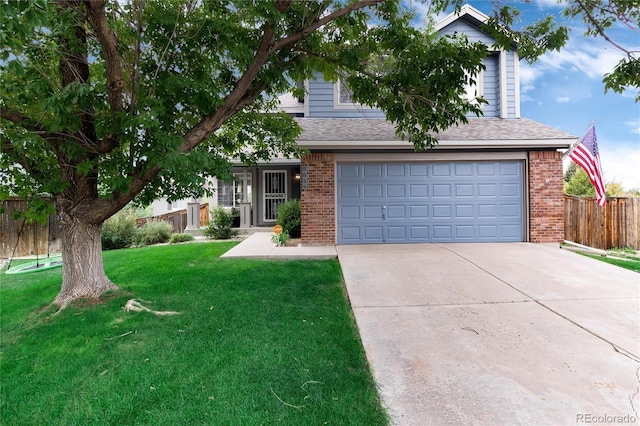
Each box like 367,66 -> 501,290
1,242 -> 388,425
579,252 -> 640,273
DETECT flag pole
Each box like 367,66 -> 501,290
562,121 -> 595,159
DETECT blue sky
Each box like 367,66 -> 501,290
412,0 -> 640,190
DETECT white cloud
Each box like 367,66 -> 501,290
539,43 -> 623,79
626,120 -> 640,135
520,36 -> 629,90
533,0 -> 567,9
519,65 -> 543,87
556,96 -> 570,103
600,145 -> 640,189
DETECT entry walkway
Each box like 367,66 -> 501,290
220,231 -> 337,260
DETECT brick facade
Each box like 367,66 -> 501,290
528,151 -> 565,242
300,153 -> 335,245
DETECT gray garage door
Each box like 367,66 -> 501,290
337,161 -> 524,244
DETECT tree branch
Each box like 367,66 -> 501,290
575,0 -> 636,60
84,0 -> 125,112
273,0 -> 384,51
0,129 -> 50,185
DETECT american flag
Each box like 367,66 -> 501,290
569,125 -> 606,206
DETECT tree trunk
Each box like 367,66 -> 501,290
53,213 -> 118,309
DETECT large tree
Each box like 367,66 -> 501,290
1,0 -> 488,308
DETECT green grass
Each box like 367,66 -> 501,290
1,242 -> 388,425
580,252 -> 640,273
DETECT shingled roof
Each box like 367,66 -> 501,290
294,117 -> 576,150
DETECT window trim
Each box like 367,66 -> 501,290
332,79 -> 375,110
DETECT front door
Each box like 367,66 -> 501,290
263,170 -> 287,222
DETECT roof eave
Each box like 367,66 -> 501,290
298,139 -> 575,150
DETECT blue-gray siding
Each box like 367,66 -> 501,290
337,161 -> 524,244
307,78 -> 385,118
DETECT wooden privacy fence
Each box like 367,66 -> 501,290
2,200 -> 211,258
136,203 -> 209,233
1,197 -> 60,259
564,195 -> 640,250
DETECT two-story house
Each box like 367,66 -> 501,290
295,5 -> 575,245
159,5 -> 576,244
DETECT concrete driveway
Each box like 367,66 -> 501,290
337,243 -> 640,425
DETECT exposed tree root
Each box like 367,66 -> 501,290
123,299 -> 180,316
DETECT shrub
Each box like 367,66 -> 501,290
203,207 -> 237,240
102,209 -> 138,250
276,199 -> 301,238
136,220 -> 173,246
169,233 -> 195,244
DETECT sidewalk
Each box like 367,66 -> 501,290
220,231 -> 337,260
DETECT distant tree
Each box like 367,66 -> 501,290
564,161 -> 579,183
564,167 -> 631,197
564,168 -> 597,196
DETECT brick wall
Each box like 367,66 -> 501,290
529,151 -> 564,242
300,153 -> 335,245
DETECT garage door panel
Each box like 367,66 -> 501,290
410,164 -> 428,176
339,164 -> 360,178
410,205 -> 429,218
500,162 -> 521,176
387,226 -> 406,240
455,163 -> 474,176
337,161 -> 523,244
387,164 -> 406,177
364,164 -> 383,177
411,184 -> 429,197
433,205 -> 452,218
387,185 -> 405,197
478,184 -> 496,196
478,204 -> 497,218
432,163 -> 452,177
501,224 -> 521,238
410,226 -> 429,239
455,184 -> 474,197
500,183 -> 521,197
364,205 -> 382,219
364,226 -> 383,241
455,225 -> 475,239
479,224 -> 498,238
364,185 -> 383,198
341,226 -> 361,241
432,184 -> 450,197
340,205 -> 360,219
501,204 -> 520,217
387,205 -> 406,219
433,225 -> 453,239
478,163 -> 496,175
455,205 -> 474,218
341,185 -> 359,198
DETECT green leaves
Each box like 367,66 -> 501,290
604,59 -> 640,101
4,0 -> 580,223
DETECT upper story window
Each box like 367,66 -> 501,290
333,79 -> 376,110
463,69 -> 484,102
333,79 -> 357,109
